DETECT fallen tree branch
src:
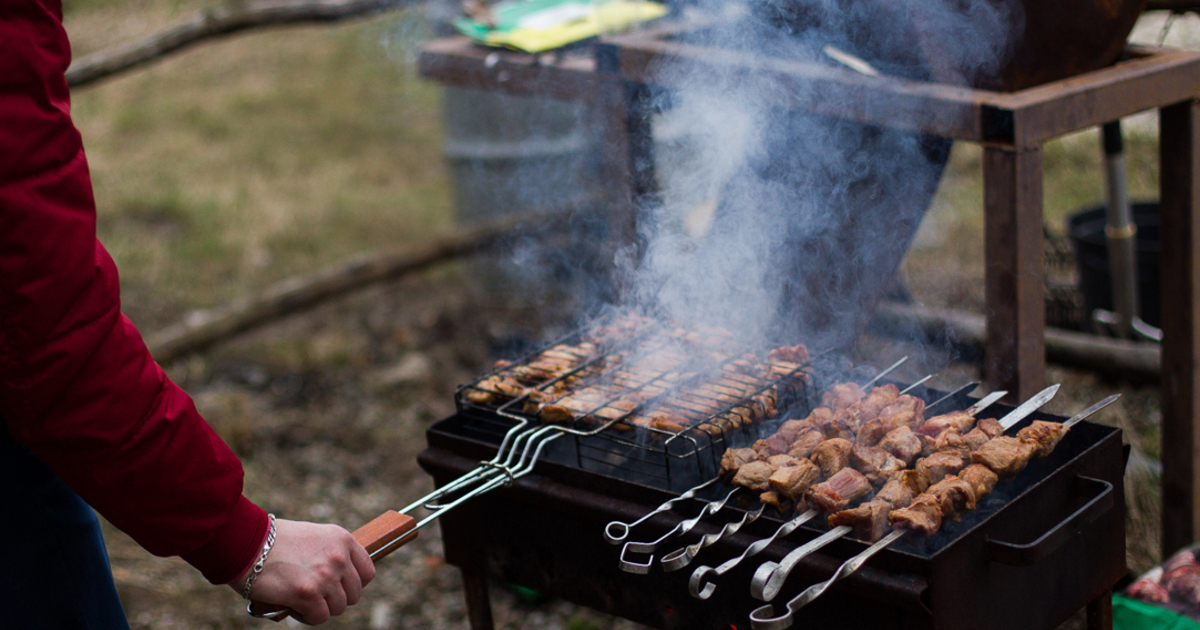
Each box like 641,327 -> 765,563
870,300 -> 1162,382
67,0 -> 423,88
146,211 -> 568,364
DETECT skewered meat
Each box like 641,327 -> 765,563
732,461 -> 775,492
767,454 -> 801,469
850,383 -> 901,428
787,428 -> 827,459
960,417 -> 1004,451
889,495 -> 942,536
876,425 -> 924,465
821,383 -> 866,414
768,344 -> 810,364
811,438 -> 854,478
828,499 -> 892,542
918,409 -> 975,438
809,468 -> 873,513
849,443 -> 905,486
855,394 -> 924,446
1016,420 -> 1069,457
769,459 -> 821,501
915,450 -> 968,485
720,447 -> 760,478
958,464 -> 999,499
873,470 -> 927,509
924,476 -> 977,520
970,436 -> 1040,478
760,491 -> 792,513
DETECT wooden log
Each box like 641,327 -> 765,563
145,211 -> 568,364
869,300 -> 1162,383
67,0 -> 423,89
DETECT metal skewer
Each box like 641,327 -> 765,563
747,392 -> 1117,630
749,386 -> 1047,602
619,486 -> 741,574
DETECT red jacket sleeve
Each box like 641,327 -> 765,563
0,0 -> 268,585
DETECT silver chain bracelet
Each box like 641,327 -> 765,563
241,513 -> 277,601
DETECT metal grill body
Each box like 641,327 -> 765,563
418,402 -> 1125,630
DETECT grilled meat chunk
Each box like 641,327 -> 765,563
852,383 -> 901,427
720,447 -> 761,478
970,436 -> 1039,478
821,383 -> 866,414
1016,420 -> 1070,457
809,468 -> 873,513
811,437 -> 854,478
850,443 -> 904,486
958,464 -> 999,500
829,499 -> 892,542
918,409 -> 975,438
876,425 -> 924,465
915,450 -> 968,486
889,495 -> 943,536
760,491 -> 792,513
873,470 -> 927,509
961,417 -> 1004,451
768,459 -> 821,501
767,454 -> 800,469
925,476 -> 977,520
787,428 -> 826,459
732,460 -> 775,492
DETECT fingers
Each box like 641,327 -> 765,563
251,519 -> 379,625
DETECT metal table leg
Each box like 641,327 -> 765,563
462,568 -> 495,630
1086,590 -> 1113,630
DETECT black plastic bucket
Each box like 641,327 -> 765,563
1066,202 -> 1161,328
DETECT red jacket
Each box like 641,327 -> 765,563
0,0 -> 268,585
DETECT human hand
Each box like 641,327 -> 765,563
230,519 -> 375,625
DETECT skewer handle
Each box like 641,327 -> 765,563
247,511 -> 417,622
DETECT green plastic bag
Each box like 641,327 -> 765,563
1114,595 -> 1200,630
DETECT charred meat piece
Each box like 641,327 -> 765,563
787,428 -> 826,459
925,476 -> 977,520
768,459 -> 821,501
821,383 -> 866,414
755,431 -> 796,457
720,447 -> 760,478
873,470 -> 927,509
918,409 -> 975,438
808,468 -> 873,513
890,495 -> 943,536
850,443 -> 905,486
732,461 -> 775,492
829,499 -> 892,542
931,430 -> 970,457
958,464 -> 999,500
1016,420 -> 1070,457
767,454 -> 800,469
915,450 -> 968,486
811,437 -> 854,479
876,425 -> 924,465
971,436 -> 1040,478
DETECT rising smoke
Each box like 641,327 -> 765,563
617,0 -> 1024,354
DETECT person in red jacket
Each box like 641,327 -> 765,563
1,1 -> 377,626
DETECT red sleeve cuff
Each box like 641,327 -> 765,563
180,496 -> 269,585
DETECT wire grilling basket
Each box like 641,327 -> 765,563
453,313 -> 818,486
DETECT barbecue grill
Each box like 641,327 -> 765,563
412,317 -> 1126,630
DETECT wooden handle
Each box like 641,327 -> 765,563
247,511 -> 417,622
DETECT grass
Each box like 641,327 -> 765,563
66,2 -> 451,330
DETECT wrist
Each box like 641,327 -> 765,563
233,513 -> 277,600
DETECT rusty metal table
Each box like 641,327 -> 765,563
417,31 -> 1200,557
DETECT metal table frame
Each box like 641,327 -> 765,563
418,25 -> 1200,557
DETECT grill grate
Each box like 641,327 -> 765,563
453,313 -> 815,485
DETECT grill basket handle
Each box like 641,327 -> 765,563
984,475 -> 1112,567
247,510 -> 418,621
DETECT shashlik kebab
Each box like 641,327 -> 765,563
746,394 -> 1121,630
655,375 -> 940,573
607,359 -> 914,571
686,383 -> 984,598
746,385 -> 1057,601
